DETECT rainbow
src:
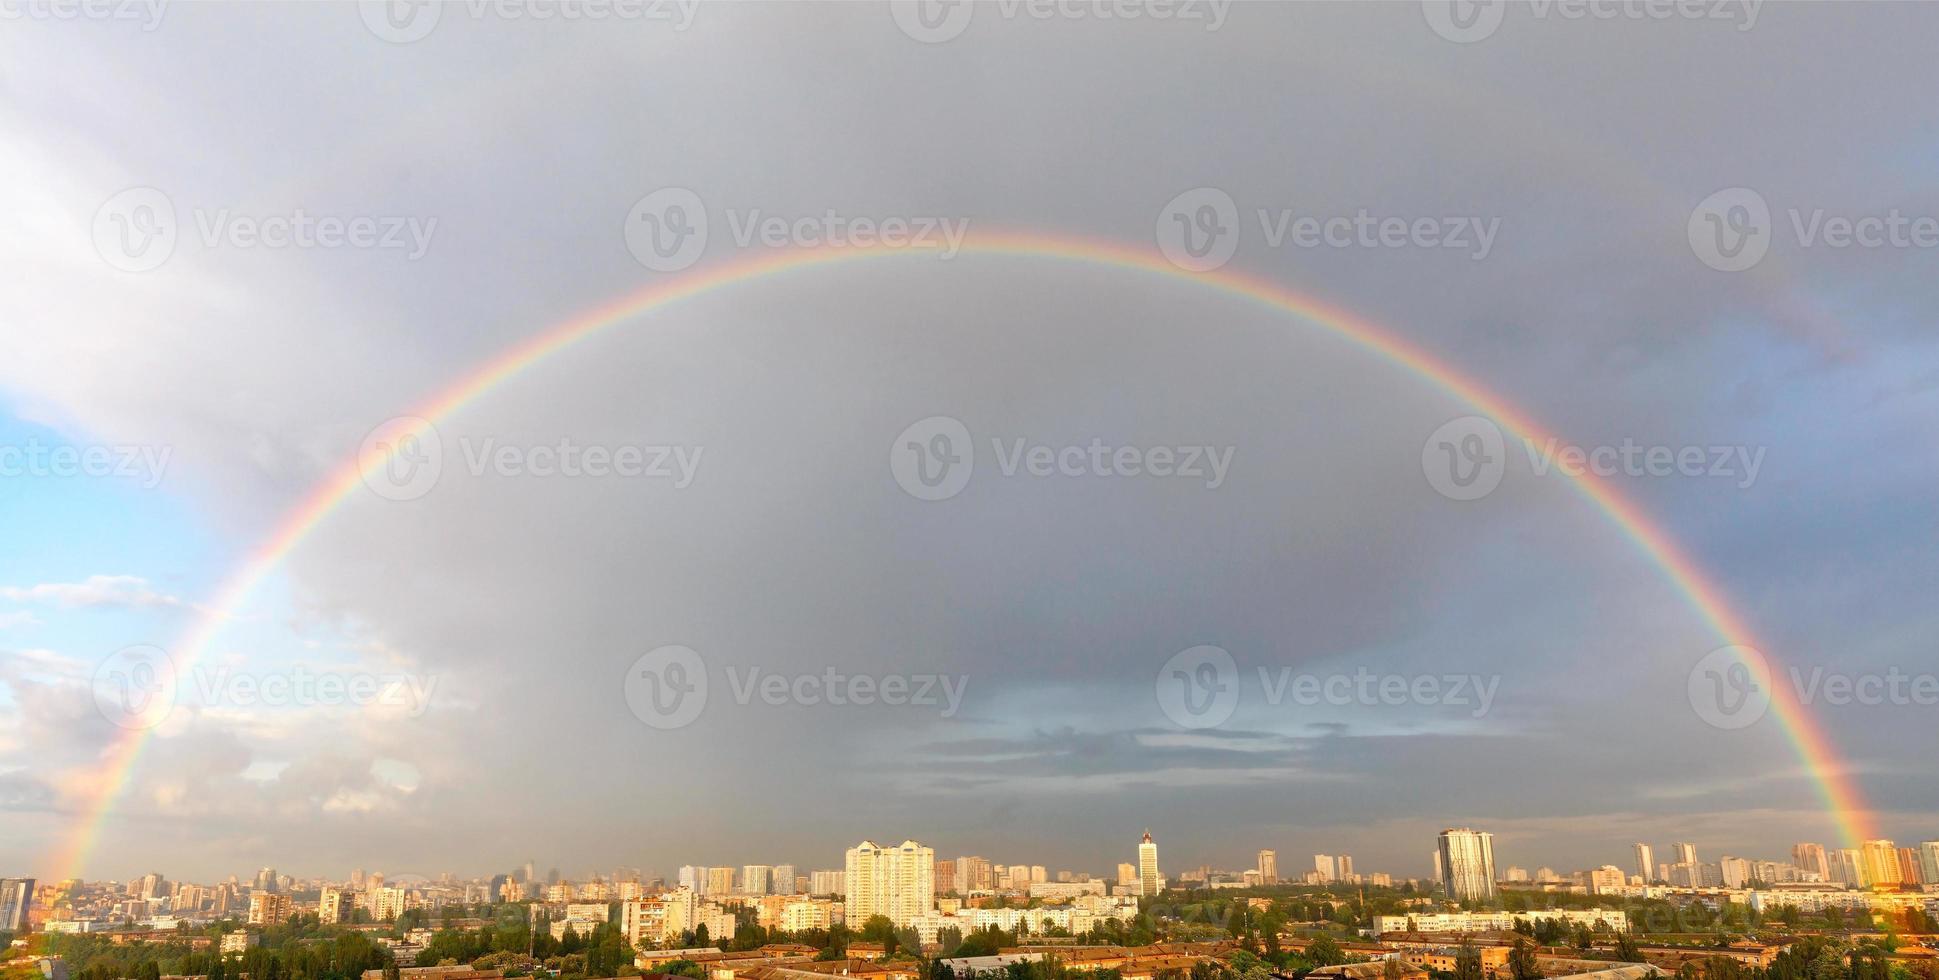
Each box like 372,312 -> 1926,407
52,230 -> 1876,879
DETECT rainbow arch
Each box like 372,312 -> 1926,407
53,230 -> 1876,878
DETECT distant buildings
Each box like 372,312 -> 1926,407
1633,844 -> 1654,882
1257,850 -> 1278,885
1792,843 -> 1829,881
1862,840 -> 1902,886
1438,828 -> 1497,902
1373,908 -> 1630,936
319,886 -> 352,925
1672,843 -> 1699,866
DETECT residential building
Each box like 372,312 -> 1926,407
247,892 -> 292,926
1633,844 -> 1655,882
1138,831 -> 1161,897
846,839 -> 934,927
1258,850 -> 1278,885
319,886 -> 353,925
0,878 -> 32,932
1862,840 -> 1902,887
1792,844 -> 1829,881
1439,828 -> 1497,902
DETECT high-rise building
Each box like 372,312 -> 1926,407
1862,840 -> 1902,886
1919,842 -> 1939,886
1138,831 -> 1161,897
1438,828 -> 1497,902
319,887 -> 353,925
706,867 -> 736,896
1897,848 -> 1924,885
934,861 -> 956,894
742,866 -> 772,895
1339,855 -> 1355,879
1030,865 -> 1047,884
247,892 -> 292,926
0,878 -> 32,932
253,868 -> 279,894
373,886 -> 409,922
1432,850 -> 1444,883
1314,854 -> 1337,881
773,865 -> 797,896
1792,843 -> 1829,881
1673,843 -> 1698,866
1830,849 -> 1866,886
1117,863 -> 1137,887
1257,850 -> 1278,885
845,840 -> 934,927
1633,843 -> 1655,882
810,870 -> 845,896
678,866 -> 701,891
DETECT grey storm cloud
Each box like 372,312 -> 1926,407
1,1 -> 1935,881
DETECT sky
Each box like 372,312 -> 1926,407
1,1 -> 1937,887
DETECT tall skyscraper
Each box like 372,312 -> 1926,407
1257,850 -> 1278,884
1338,855 -> 1354,879
1438,828 -> 1497,902
1633,843 -> 1655,882
1673,842 -> 1699,866
1830,848 -> 1865,886
1792,843 -> 1829,881
1138,831 -> 1161,897
773,865 -> 797,896
0,878 -> 32,932
1919,842 -> 1939,886
253,868 -> 279,893
845,840 -> 934,927
742,865 -> 772,895
706,867 -> 736,896
1862,840 -> 1902,886
1314,854 -> 1337,881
